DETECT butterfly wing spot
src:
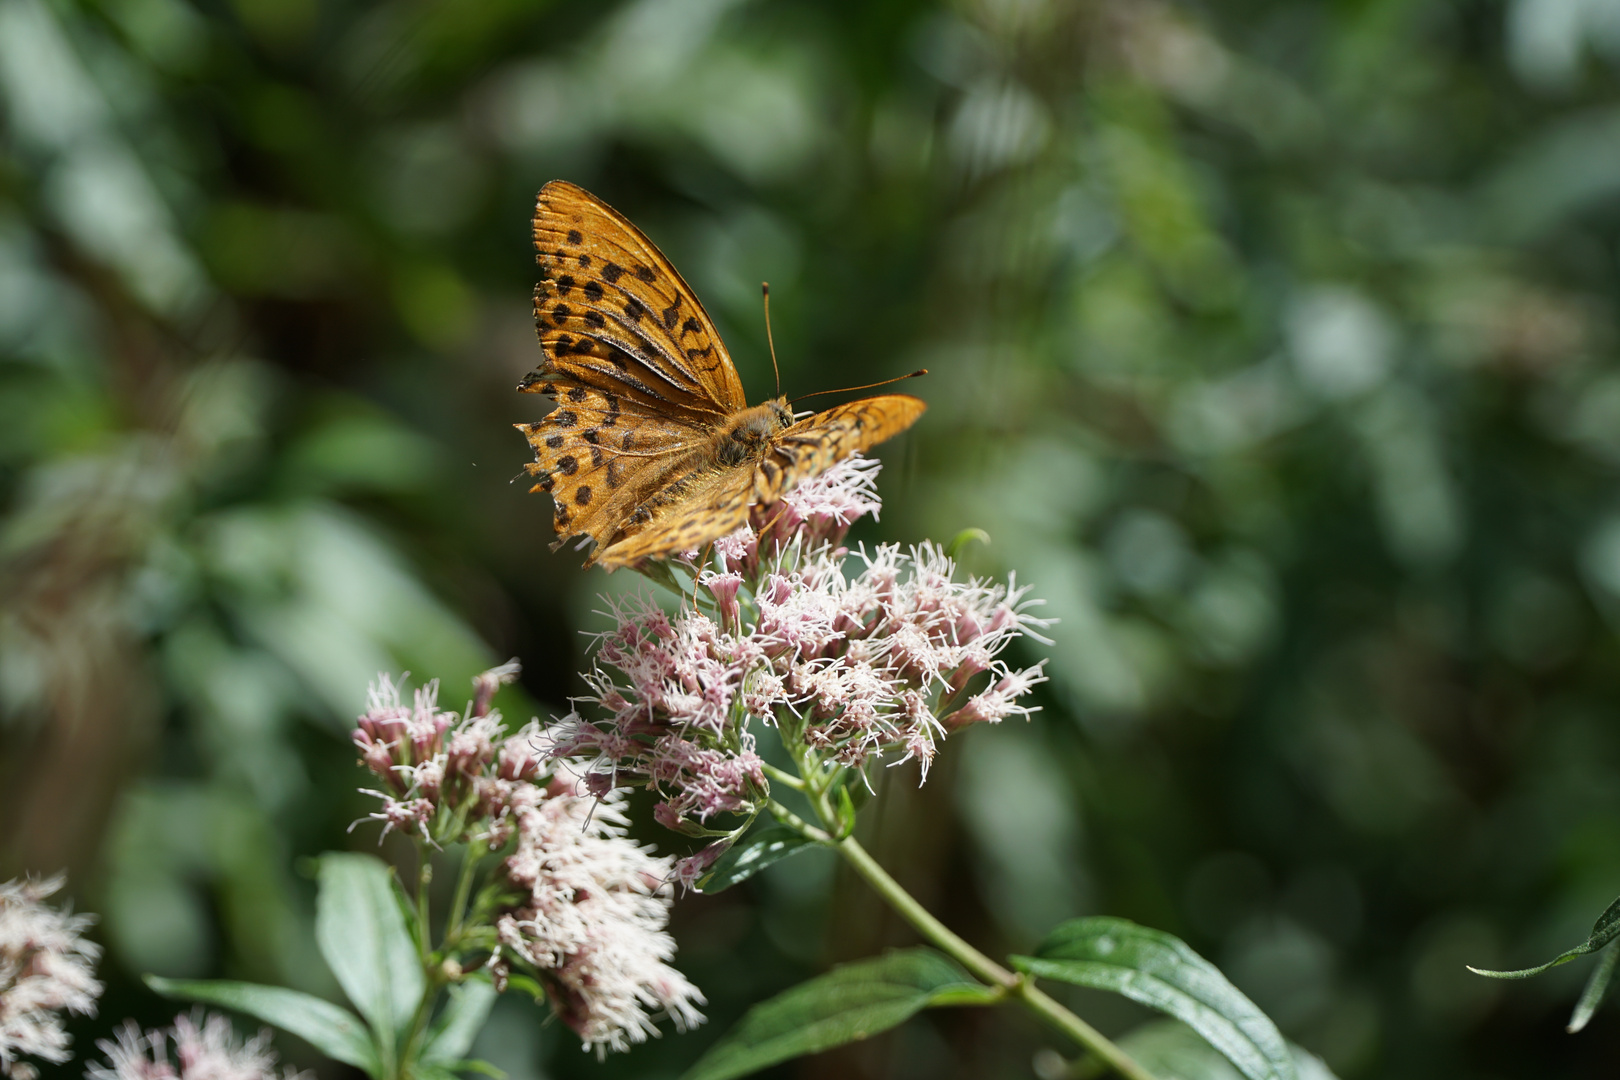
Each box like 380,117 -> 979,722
576,486 -> 592,505
558,455 -> 578,475
584,281 -> 605,302
636,265 -> 657,283
602,262 -> 624,283
553,410 -> 577,427
567,229 -> 583,244
545,434 -> 563,449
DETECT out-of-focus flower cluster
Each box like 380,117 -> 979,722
0,876 -> 102,1080
350,663 -> 703,1055
546,454 -> 1051,882
86,1012 -> 305,1080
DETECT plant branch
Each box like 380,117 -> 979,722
834,835 -> 1155,1080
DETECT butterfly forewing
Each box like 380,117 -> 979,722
756,395 -> 928,503
531,181 -> 746,418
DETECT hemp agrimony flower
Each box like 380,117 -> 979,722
0,876 -> 102,1080
86,1012 -> 305,1080
349,662 -> 704,1056
543,454 -> 1051,882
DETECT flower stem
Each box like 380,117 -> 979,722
830,830 -> 1156,1080
444,840 -> 485,948
761,762 -> 807,791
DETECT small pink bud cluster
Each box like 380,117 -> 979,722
351,662 -> 542,844
86,1012 -> 306,1080
0,876 -> 102,1080
549,455 -> 1051,876
350,663 -> 703,1053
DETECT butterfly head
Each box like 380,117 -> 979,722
714,398 -> 794,467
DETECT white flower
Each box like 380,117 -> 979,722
496,784 -> 705,1056
86,1013 -> 305,1080
0,876 -> 102,1079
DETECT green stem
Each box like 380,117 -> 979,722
833,835 -> 1155,1080
761,762 -> 807,790
443,840 -> 486,949
790,770 -> 1154,1080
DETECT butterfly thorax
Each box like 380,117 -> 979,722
712,398 -> 794,467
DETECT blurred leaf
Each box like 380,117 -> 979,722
698,825 -> 814,894
945,527 -> 991,561
316,853 -> 425,1042
1469,893 -> 1620,980
146,975 -> 379,1076
1568,943 -> 1619,1033
421,977 -> 498,1064
680,948 -> 992,1080
1012,917 -> 1296,1080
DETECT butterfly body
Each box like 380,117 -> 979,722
516,181 -> 925,570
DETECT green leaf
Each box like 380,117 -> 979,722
1012,917 -> 1297,1080
146,975 -> 380,1077
680,948 -> 988,1080
698,825 -> 813,894
316,853 -> 426,1041
1469,893 -> 1620,980
1569,941 -> 1620,1033
421,978 -> 498,1064
1117,1020 -> 1341,1080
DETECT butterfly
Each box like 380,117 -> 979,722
515,181 -> 926,570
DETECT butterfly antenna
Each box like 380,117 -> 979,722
762,282 -> 781,397
790,369 -> 928,405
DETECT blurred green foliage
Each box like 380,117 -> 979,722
5,0 -> 1620,1077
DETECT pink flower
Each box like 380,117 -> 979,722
941,662 -> 1050,730
495,784 -> 704,1056
351,665 -> 543,845
86,1012 -> 305,1080
0,876 -> 102,1079
549,451 -> 1051,858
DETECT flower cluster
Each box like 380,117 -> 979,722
0,876 -> 102,1080
350,663 -> 704,1054
86,1012 -> 304,1080
351,661 -> 543,844
546,454 -> 1051,876
493,783 -> 704,1056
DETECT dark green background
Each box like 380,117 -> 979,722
4,0 -> 1620,1077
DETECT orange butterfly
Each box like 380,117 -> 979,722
515,181 -> 926,570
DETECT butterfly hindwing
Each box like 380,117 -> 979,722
596,465 -> 756,569
515,382 -> 704,551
